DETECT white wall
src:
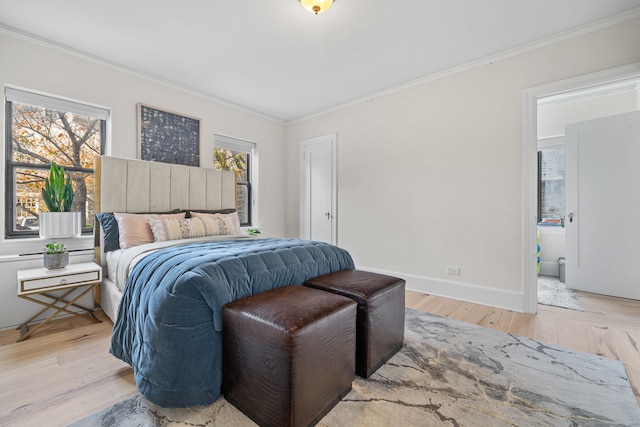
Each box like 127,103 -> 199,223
0,31 -> 287,329
285,17 -> 640,312
538,228 -> 565,276
538,89 -> 638,138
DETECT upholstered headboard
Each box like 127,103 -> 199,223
96,155 -> 235,213
93,155 -> 236,267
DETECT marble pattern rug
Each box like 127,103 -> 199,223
537,275 -> 583,311
72,309 -> 639,427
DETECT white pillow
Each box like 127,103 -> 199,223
148,216 -> 235,242
190,211 -> 241,234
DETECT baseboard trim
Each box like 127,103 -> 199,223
357,265 -> 525,313
539,261 -> 560,277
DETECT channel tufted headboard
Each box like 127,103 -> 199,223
93,155 -> 236,271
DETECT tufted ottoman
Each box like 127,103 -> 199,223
304,269 -> 405,378
222,285 -> 356,427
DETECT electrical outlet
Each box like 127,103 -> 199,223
447,266 -> 460,275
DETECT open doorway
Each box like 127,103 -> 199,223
535,80 -> 640,310
522,62 -> 640,314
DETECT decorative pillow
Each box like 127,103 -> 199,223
190,211 -> 241,234
95,212 -> 120,253
185,208 -> 236,218
115,212 -> 186,250
148,216 -> 235,242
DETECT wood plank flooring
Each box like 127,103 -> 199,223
0,291 -> 638,426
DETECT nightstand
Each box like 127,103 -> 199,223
16,261 -> 102,342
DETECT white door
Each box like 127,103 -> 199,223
565,110 -> 640,299
300,134 -> 336,244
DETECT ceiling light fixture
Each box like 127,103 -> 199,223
299,0 -> 334,15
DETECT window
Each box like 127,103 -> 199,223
213,135 -> 256,226
5,88 -> 108,238
537,142 -> 565,223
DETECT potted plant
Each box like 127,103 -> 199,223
39,163 -> 81,238
43,242 -> 69,269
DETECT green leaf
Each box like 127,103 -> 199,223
44,241 -> 67,254
42,162 -> 75,212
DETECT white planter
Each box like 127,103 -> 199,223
39,212 -> 82,238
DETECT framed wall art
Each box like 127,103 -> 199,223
137,104 -> 201,167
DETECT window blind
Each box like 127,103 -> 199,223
214,134 -> 256,153
5,87 -> 110,120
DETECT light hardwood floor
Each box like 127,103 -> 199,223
1,291 -> 638,426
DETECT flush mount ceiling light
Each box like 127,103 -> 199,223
299,0 -> 335,15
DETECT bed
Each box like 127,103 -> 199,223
94,156 -> 355,408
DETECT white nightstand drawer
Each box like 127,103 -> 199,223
20,270 -> 100,292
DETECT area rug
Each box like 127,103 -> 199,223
72,309 -> 638,426
537,274 -> 583,311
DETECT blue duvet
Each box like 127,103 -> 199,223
110,238 -> 355,407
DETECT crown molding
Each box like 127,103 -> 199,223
289,7 -> 640,124
0,24 -> 284,125
3,5 -> 639,127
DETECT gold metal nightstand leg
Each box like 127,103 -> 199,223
17,284 -> 101,342
18,288 -> 76,326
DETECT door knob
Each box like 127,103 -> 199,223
568,212 -> 574,223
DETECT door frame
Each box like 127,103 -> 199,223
521,62 -> 640,314
299,133 -> 338,244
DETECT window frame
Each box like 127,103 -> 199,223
213,134 -> 257,227
537,136 -> 565,224
4,87 -> 108,239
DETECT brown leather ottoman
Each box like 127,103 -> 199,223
304,269 -> 405,378
222,285 -> 356,427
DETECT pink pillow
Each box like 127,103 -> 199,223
190,211 -> 241,234
114,212 -> 186,250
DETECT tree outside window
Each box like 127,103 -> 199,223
214,147 -> 251,226
6,91 -> 106,238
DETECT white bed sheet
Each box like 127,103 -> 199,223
105,249 -> 122,290
101,277 -> 122,323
